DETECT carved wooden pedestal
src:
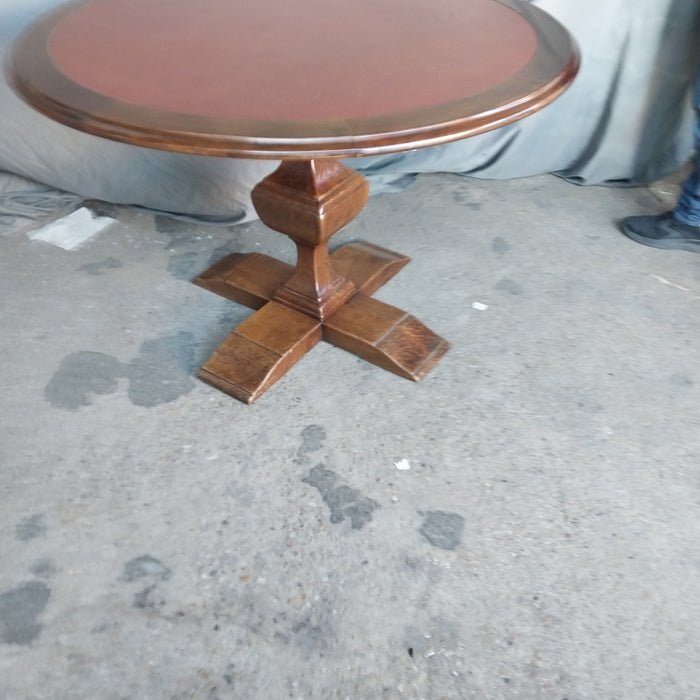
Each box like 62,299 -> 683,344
194,158 -> 449,403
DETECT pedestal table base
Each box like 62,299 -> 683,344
193,159 -> 449,403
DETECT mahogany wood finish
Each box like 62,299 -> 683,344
193,158 -> 447,401
198,302 -> 323,404
9,0 -> 579,158
254,159 -> 366,322
8,0 -> 579,403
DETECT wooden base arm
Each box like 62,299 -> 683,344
192,241 -> 410,309
193,252 -> 293,310
330,241 -> 410,296
198,301 -> 322,403
323,293 -> 449,381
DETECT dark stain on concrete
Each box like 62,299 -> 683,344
575,397 -> 605,414
133,585 -> 160,609
168,250 -> 200,280
85,200 -> 120,219
302,465 -> 379,529
29,558 -> 57,579
78,257 -> 122,275
156,216 -> 208,280
154,215 -> 190,236
451,190 -> 482,210
419,511 -> 465,550
289,610 -> 334,651
121,555 -> 172,610
495,277 -> 523,295
121,555 -> 172,583
15,514 -> 47,541
45,332 -> 195,409
216,309 -> 245,330
295,424 -> 327,464
125,332 -> 196,407
154,215 -> 243,280
222,663 -> 235,688
45,351 -> 122,409
0,582 -> 50,645
669,372 -> 694,387
492,237 -> 511,254
206,238 -> 244,269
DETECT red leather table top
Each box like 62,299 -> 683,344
9,0 -> 578,157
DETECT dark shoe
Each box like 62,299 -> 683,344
621,212 -> 700,252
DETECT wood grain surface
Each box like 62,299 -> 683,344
8,0 -> 579,158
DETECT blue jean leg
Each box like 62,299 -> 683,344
674,70 -> 700,226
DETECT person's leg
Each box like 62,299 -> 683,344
673,70 -> 700,225
621,70 -> 700,252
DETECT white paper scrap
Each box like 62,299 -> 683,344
28,207 -> 116,250
394,459 -> 411,471
472,302 -> 489,311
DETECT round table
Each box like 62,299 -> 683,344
9,0 -> 579,403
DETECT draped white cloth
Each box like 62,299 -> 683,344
358,0 -> 700,192
1,0 -> 698,220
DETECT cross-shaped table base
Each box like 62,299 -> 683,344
193,159 -> 449,403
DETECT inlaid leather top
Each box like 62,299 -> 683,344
46,0 -> 536,121
9,0 -> 579,157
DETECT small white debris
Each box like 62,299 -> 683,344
394,459 -> 411,471
650,274 -> 692,293
472,302 -> 489,311
28,207 -> 115,250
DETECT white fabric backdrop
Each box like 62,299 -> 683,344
1,0 -> 698,220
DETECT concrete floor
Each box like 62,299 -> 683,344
1,171 -> 699,699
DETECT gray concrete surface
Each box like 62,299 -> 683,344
1,171 -> 699,699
